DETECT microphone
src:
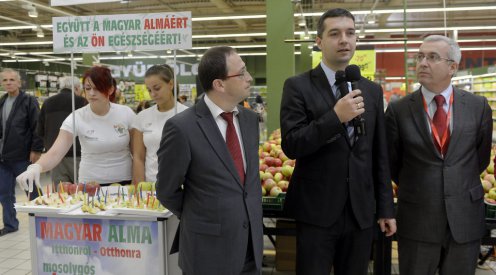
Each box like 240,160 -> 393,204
345,65 -> 366,136
334,70 -> 348,98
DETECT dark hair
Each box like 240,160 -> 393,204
83,66 -> 115,102
145,64 -> 179,94
255,94 -> 263,104
317,8 -> 355,38
198,46 -> 236,92
136,100 -> 151,113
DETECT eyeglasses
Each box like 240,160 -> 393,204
414,53 -> 454,64
225,69 -> 251,80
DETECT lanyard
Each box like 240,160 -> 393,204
421,93 -> 454,153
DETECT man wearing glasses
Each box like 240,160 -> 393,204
385,35 -> 492,275
156,46 -> 263,274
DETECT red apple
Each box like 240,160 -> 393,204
273,172 -> 283,183
263,179 -> 277,192
264,157 -> 274,167
57,182 -> 73,193
265,167 -> 278,176
278,152 -> 289,162
65,183 -> 77,194
82,182 -> 100,196
283,159 -> 296,167
260,152 -> 270,158
269,186 -> 283,197
273,158 -> 282,167
262,142 -> 271,152
277,180 -> 289,192
261,172 -> 273,181
281,165 -> 294,177
259,163 -> 268,172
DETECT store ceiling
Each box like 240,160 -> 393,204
0,0 -> 495,66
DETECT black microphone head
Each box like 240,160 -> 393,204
335,70 -> 346,85
345,65 -> 361,82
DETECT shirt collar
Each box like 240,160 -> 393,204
204,93 -> 239,118
320,61 -> 337,87
421,85 -> 453,106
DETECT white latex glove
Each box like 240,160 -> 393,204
16,164 -> 42,193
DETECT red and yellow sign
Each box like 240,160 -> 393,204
312,49 -> 376,80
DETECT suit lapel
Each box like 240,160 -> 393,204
311,65 -> 337,110
409,89 -> 443,159
195,98 -> 244,188
444,87 -> 465,159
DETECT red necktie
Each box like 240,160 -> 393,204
432,95 -> 450,155
220,112 -> 245,184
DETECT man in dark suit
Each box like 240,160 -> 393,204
280,8 -> 396,275
386,35 -> 492,275
156,46 -> 263,275
37,76 -> 87,184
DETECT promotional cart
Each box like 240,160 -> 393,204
18,190 -> 181,275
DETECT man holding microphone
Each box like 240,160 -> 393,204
280,8 -> 396,275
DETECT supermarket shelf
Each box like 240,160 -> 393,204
473,80 -> 496,85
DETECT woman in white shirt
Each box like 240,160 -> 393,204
131,64 -> 188,183
16,67 -> 136,188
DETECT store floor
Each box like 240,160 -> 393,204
1,173 -> 496,275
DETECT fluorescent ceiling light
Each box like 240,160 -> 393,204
36,29 -> 44,38
298,17 -> 306,27
366,14 -> 376,24
4,59 -> 42,62
193,33 -> 266,39
0,41 -> 52,46
179,5 -> 496,22
192,45 -> 267,50
193,15 -> 266,21
302,5 -> 496,16
366,26 -> 496,33
0,26 -> 36,30
375,47 -> 496,53
28,8 -> 38,18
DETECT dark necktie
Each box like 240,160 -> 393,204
220,112 -> 245,184
432,95 -> 450,155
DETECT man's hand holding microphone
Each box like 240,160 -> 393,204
333,68 -> 365,124
334,89 -> 365,123
333,65 -> 366,136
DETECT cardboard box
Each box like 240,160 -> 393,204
275,220 -> 296,271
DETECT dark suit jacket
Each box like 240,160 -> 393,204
280,65 -> 394,229
0,91 -> 44,161
385,87 -> 492,244
37,88 -> 87,157
156,98 -> 263,275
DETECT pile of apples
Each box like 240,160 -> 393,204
259,129 -> 295,197
483,149 -> 496,204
